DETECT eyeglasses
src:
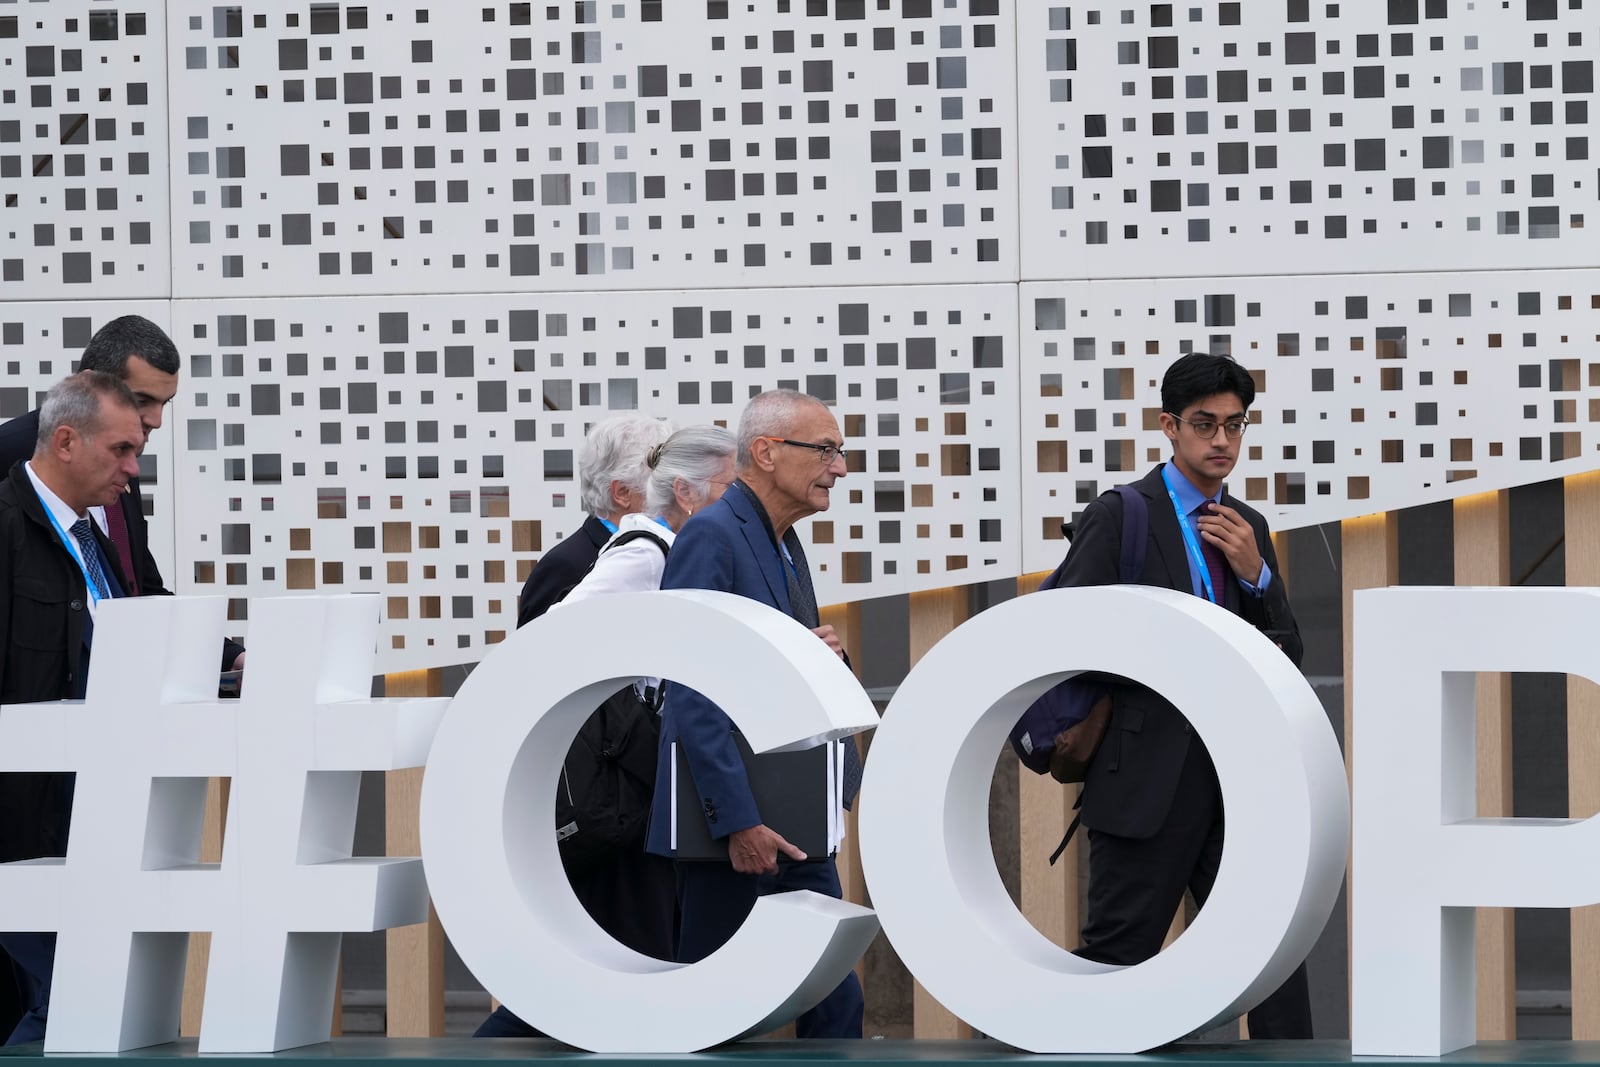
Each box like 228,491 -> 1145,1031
1170,414 -> 1249,440
762,437 -> 850,464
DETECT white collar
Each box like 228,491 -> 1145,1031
613,511 -> 678,547
23,460 -> 87,533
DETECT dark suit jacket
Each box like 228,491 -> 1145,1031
0,410 -> 244,670
645,486 -> 801,855
516,514 -> 612,627
1057,464 -> 1302,840
0,463 -> 133,862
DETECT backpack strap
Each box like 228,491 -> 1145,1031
602,527 -> 670,558
1043,483 -> 1149,590
1048,811 -> 1082,866
1110,484 -> 1148,583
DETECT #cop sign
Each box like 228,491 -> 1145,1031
1,587 -> 1594,1056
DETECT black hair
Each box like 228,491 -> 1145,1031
1160,352 -> 1255,416
79,315 -> 181,377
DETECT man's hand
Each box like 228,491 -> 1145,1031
727,824 -> 806,875
812,623 -> 846,659
1195,503 -> 1263,585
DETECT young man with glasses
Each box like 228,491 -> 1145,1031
1054,351 -> 1314,1037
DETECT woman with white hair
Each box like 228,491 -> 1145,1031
473,424 -> 736,1038
563,424 -> 737,605
549,427 -> 735,953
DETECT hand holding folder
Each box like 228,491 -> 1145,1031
670,733 -> 846,862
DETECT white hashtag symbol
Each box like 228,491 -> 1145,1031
0,594 -> 445,1052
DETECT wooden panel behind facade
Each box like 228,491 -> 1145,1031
1453,491 -> 1516,1041
385,669 -> 447,1038
1565,474 -> 1600,1039
180,778 -> 231,1036
818,600 -> 868,982
1013,572 -> 1081,952
1341,512 -> 1398,1026
907,588 -> 974,1040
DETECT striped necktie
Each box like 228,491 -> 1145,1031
69,518 -> 111,599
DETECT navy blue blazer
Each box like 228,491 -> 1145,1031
645,484 -> 799,856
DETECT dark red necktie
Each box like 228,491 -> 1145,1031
102,498 -> 138,596
1199,524 -> 1231,606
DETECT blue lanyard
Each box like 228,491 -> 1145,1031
41,505 -> 107,604
598,517 -> 618,534
1160,465 -> 1217,605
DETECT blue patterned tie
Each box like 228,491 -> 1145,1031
69,518 -> 110,598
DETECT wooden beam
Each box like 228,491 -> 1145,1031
1014,572 -> 1080,953
1566,474 -> 1600,1039
1341,511 -> 1398,1031
385,669 -> 446,1038
818,601 -> 867,991
1453,491 -> 1516,1041
180,778 -> 230,1036
908,588 -> 974,1040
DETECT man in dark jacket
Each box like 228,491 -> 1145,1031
514,413 -> 671,626
0,372 -> 145,1044
1056,352 -> 1314,1038
0,315 -> 243,671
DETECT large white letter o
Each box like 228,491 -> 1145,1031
421,590 -> 879,1052
858,585 -> 1347,1052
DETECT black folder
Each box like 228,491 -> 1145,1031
671,733 -> 837,861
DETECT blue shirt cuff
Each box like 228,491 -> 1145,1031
1238,560 -> 1272,595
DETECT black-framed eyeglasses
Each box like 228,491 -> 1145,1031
1170,414 -> 1248,440
762,436 -> 849,464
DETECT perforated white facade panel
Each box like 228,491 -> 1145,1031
2,0 -> 1595,669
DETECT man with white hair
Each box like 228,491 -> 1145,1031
647,389 -> 864,1039
515,413 -> 673,627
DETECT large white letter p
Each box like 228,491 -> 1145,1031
1352,587 -> 1600,1055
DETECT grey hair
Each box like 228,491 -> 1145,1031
644,425 -> 736,517
578,413 -> 674,515
735,389 -> 829,468
36,371 -> 140,448
79,315 -> 182,376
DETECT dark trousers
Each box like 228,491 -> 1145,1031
676,857 -> 863,1040
1077,743 -> 1313,1039
474,849 -> 678,1038
0,933 -> 53,1045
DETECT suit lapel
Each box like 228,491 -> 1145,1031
1136,466 -> 1191,594
726,488 -> 791,612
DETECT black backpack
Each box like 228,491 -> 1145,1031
553,527 -> 670,873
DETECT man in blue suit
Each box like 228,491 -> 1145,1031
647,389 -> 863,1039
